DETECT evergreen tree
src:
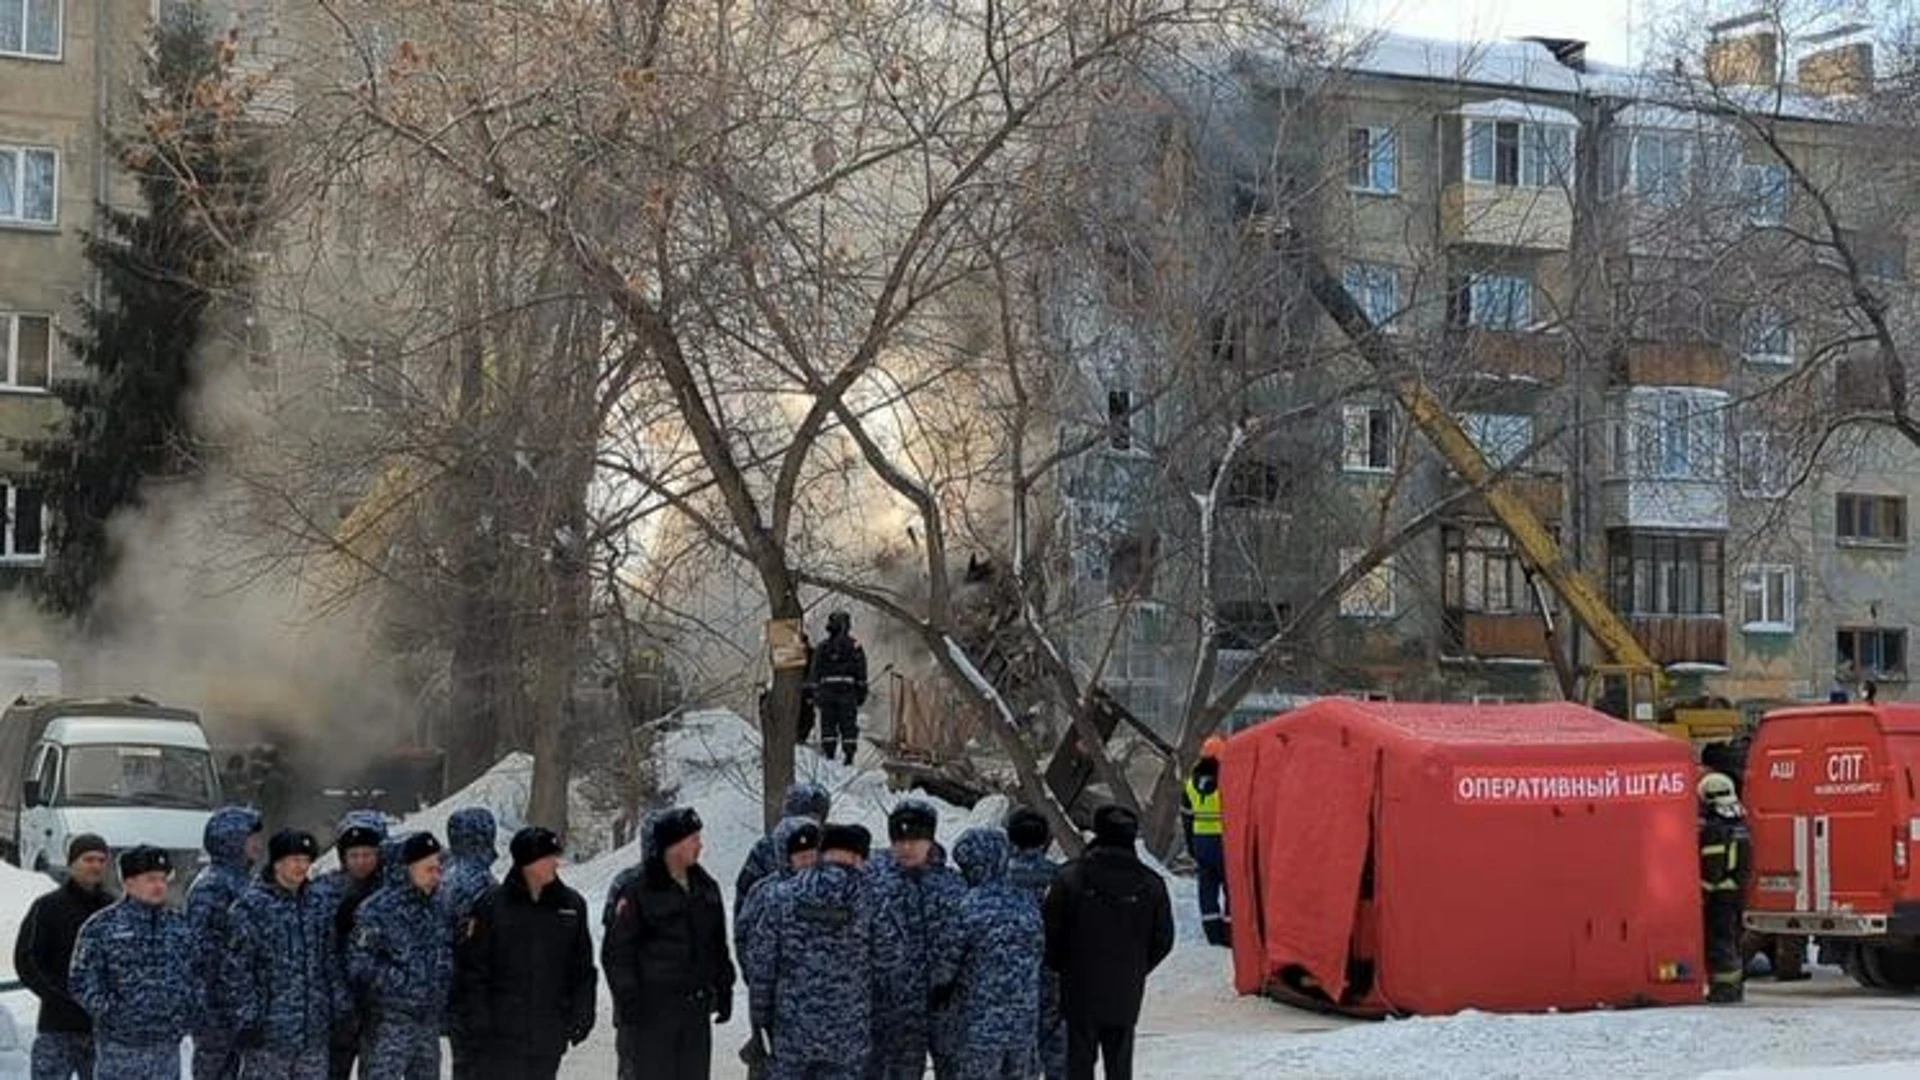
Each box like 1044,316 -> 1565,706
28,2 -> 269,619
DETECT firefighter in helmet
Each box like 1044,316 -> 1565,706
1699,771 -> 1753,1003
1182,736 -> 1230,947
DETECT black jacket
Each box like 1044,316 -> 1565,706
602,858 -> 735,1026
455,869 -> 598,1055
1044,843 -> 1174,1026
807,631 -> 869,707
14,879 -> 113,1032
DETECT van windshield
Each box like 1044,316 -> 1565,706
60,744 -> 220,810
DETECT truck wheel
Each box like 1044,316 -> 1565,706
1861,945 -> 1920,992
1848,947 -> 1887,990
1773,935 -> 1810,981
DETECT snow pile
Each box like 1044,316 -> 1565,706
1704,1068 -> 1920,1080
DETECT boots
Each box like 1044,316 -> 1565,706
1707,978 -> 1745,1004
1202,919 -> 1229,948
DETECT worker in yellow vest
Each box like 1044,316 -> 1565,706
1181,737 -> 1230,948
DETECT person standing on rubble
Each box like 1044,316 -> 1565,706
1699,772 -> 1754,1004
807,611 -> 869,766
1181,736 -> 1231,948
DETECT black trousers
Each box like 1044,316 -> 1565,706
480,1050 -> 564,1080
1065,1019 -> 1135,1080
450,1034 -> 484,1080
819,702 -> 859,763
617,1011 -> 712,1080
327,1014 -> 362,1080
1704,893 -> 1745,1000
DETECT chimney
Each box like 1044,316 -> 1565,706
1796,23 -> 1875,97
1705,13 -> 1779,87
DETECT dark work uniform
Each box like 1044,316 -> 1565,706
604,858 -> 736,1080
807,629 -> 868,766
456,869 -> 598,1080
1044,841 -> 1174,1080
1701,806 -> 1754,1003
14,877 -> 112,1080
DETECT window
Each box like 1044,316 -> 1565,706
1838,229 -> 1909,281
1342,263 -> 1399,328
1741,307 -> 1793,364
1740,565 -> 1795,633
1742,162 -> 1788,226
1,312 -> 51,389
1346,126 -> 1397,194
61,744 -> 219,809
1837,493 -> 1907,546
1634,391 -> 1723,482
29,743 -> 58,803
1450,272 -> 1533,331
0,0 -> 60,59
1608,532 -> 1724,617
1738,431 -> 1788,499
1444,525 -> 1543,615
2,481 -> 45,563
1462,413 -> 1534,469
1464,119 -> 1572,188
1215,457 -> 1285,508
1522,125 -> 1573,188
1838,627 -> 1907,681
0,145 -> 57,226
1339,548 -> 1395,618
1631,131 -> 1692,208
1341,405 -> 1393,473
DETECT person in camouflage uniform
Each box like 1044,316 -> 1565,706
225,830 -> 341,1079
744,823 -> 891,1080
442,807 -> 499,1078
931,828 -> 1042,1080
736,783 -> 832,906
349,833 -> 455,1080
1004,808 -> 1065,1080
186,805 -> 264,1080
72,847 -> 197,1080
866,800 -> 966,1080
311,811 -> 388,1080
734,817 -> 822,1080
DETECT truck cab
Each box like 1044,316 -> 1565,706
0,698 -> 222,890
1742,703 -> 1920,988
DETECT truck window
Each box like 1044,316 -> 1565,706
60,745 -> 218,810
29,743 -> 57,802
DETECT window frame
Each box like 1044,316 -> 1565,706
1462,412 -> 1535,470
1740,306 -> 1794,366
1346,125 -> 1398,195
1338,547 -> 1397,619
1,481 -> 47,564
1739,564 -> 1795,634
0,144 -> 59,227
1630,130 -> 1694,209
1443,523 -> 1545,616
1607,531 -> 1725,618
1836,492 -> 1908,547
1838,626 -> 1908,682
1737,430 -> 1789,499
1742,161 -> 1789,227
0,311 -> 53,391
0,0 -> 62,62
1341,262 -> 1401,330
1464,118 -> 1571,189
1341,404 -> 1394,474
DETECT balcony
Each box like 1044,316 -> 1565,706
1451,473 -> 1565,523
1443,611 -> 1553,662
1453,330 -> 1564,382
1441,183 -> 1574,251
1613,341 -> 1731,389
1601,478 -> 1728,530
1629,615 -> 1728,667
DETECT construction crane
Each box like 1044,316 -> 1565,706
1295,243 -> 1740,743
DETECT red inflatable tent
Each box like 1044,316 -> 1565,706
1223,698 -> 1703,1016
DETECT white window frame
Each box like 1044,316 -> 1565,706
1347,126 -> 1398,195
1635,391 -> 1723,482
1631,130 -> 1694,209
1464,120 -> 1571,189
0,0 -> 62,61
1738,430 -> 1789,499
1338,548 -> 1397,619
1741,306 -> 1794,366
1342,262 -> 1400,329
1,311 -> 53,390
0,144 -> 58,227
1740,564 -> 1795,634
1,481 -> 47,564
1341,404 -> 1394,474
1463,412 -> 1534,470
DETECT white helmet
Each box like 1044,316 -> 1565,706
1698,771 -> 1738,807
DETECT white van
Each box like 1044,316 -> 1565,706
0,697 -> 221,884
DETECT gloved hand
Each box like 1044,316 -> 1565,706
566,1021 -> 593,1047
930,982 -> 956,1010
712,994 -> 733,1025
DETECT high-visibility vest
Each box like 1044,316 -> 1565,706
1184,779 -> 1224,836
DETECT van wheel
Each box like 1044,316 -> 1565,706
1848,947 -> 1887,989
1860,946 -> 1920,992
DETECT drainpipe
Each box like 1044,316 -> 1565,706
89,0 -> 109,312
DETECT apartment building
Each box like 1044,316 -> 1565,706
1059,16 -> 1920,726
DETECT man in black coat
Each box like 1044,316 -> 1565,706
13,834 -> 113,1080
455,827 -> 597,1080
806,611 -> 868,765
1044,805 -> 1174,1080
604,807 -> 736,1080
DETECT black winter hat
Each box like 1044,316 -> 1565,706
67,833 -> 108,865
118,845 -> 172,880
511,826 -> 565,867
336,824 -> 383,856
782,782 -> 831,821
650,807 -> 703,854
1005,808 -> 1050,852
888,800 -> 938,843
1092,804 -> 1139,849
821,823 -> 871,860
269,829 -> 320,865
786,821 -> 823,857
400,832 -> 444,865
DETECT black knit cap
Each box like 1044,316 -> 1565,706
650,807 -> 703,854
1092,804 -> 1139,848
118,845 -> 172,880
269,829 -> 320,865
336,824 -> 383,856
786,821 -> 823,856
821,823 -> 871,860
400,832 -> 443,865
1005,808 -> 1050,852
511,826 -> 564,868
66,833 -> 108,865
888,800 -> 938,843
